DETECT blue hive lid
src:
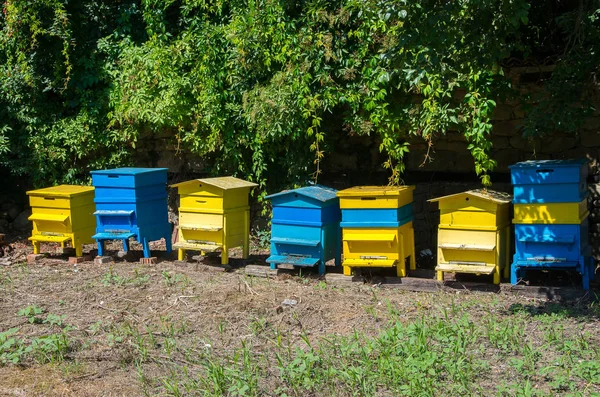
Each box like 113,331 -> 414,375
266,185 -> 338,202
91,167 -> 168,175
509,159 -> 588,169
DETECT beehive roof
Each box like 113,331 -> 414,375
428,189 -> 512,204
337,185 -> 415,197
90,167 -> 168,175
27,184 -> 94,197
171,176 -> 258,190
266,185 -> 338,202
509,159 -> 588,169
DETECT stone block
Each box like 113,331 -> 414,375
27,254 -> 45,264
491,104 -> 514,121
491,136 -> 511,149
140,257 -> 158,265
492,120 -> 522,136
540,135 -> 578,154
580,130 -> 600,148
94,256 -> 113,265
68,256 -> 92,264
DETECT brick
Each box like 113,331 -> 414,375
140,257 -> 157,265
68,256 -> 92,264
27,254 -> 45,264
94,256 -> 113,265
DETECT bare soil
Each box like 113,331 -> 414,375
0,238 -> 599,396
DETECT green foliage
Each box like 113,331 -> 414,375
0,1 -> 596,189
2,308 -> 72,366
101,266 -> 150,286
18,305 -> 44,324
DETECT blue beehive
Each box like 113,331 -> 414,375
266,185 -> 340,275
510,159 -> 588,203
91,168 -> 172,258
510,159 -> 595,289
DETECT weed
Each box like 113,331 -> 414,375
251,228 -> 271,251
161,271 -> 190,289
18,305 -> 44,324
102,266 -> 149,286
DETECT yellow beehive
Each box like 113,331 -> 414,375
337,186 -> 416,277
171,177 -> 258,265
26,185 -> 96,257
513,199 -> 588,224
338,186 -> 415,209
428,189 -> 512,284
341,222 -> 415,277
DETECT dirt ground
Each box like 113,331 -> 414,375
0,237 -> 599,396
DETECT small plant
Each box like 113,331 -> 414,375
251,228 -> 271,251
162,271 -> 190,288
102,266 -> 149,286
18,305 -> 44,324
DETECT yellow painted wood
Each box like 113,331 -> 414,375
337,186 -> 415,209
429,190 -> 512,285
513,199 -> 588,224
429,189 -> 511,229
342,222 -> 415,277
435,226 -> 510,285
26,185 -> 96,257
171,177 -> 257,265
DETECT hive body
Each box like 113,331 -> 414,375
91,168 -> 171,258
171,177 -> 257,265
429,190 -> 512,284
337,186 -> 416,277
27,185 -> 96,257
266,185 -> 341,275
510,159 -> 595,289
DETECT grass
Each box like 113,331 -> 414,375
134,303 -> 600,396
0,261 -> 599,395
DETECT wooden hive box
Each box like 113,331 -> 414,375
266,185 -> 340,275
337,186 -> 416,277
91,168 -> 171,258
429,189 -> 512,284
171,176 -> 257,265
27,185 -> 96,257
510,159 -> 588,204
510,159 -> 595,290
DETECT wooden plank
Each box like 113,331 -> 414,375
325,273 -> 359,285
444,281 -> 501,293
501,284 -> 598,302
380,276 -> 442,292
245,264 -> 278,278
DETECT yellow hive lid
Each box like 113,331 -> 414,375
428,189 -> 512,204
171,176 -> 258,191
26,184 -> 94,197
337,185 -> 415,197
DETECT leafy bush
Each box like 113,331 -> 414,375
0,1 -> 597,191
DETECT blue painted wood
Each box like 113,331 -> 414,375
341,204 -> 413,227
511,222 -> 593,290
510,159 -> 588,203
514,222 -> 589,263
91,168 -> 172,258
266,185 -> 341,274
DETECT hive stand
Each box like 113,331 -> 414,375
337,186 -> 416,277
171,177 -> 257,265
429,189 -> 512,285
266,185 -> 341,275
91,168 -> 172,258
27,185 -> 96,257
